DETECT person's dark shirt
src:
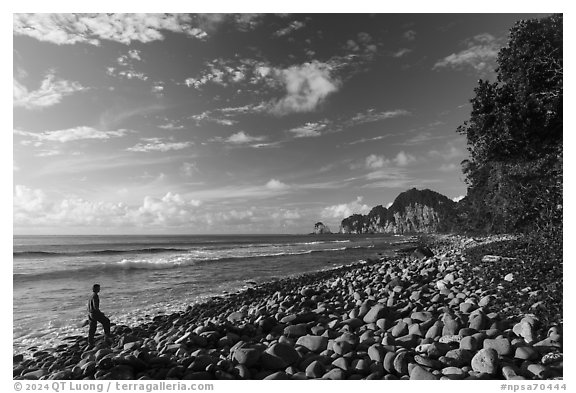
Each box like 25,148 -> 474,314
88,293 -> 101,315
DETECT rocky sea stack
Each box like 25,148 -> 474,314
312,222 -> 332,234
340,188 -> 459,234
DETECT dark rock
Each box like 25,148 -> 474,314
409,364 -> 438,380
233,347 -> 261,367
305,360 -> 326,379
412,247 -> 434,260
284,323 -> 308,338
363,304 -> 387,323
260,343 -> 299,370
322,368 -> 346,380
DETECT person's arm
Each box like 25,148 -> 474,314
89,294 -> 101,315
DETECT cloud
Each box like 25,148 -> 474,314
180,162 -> 199,177
269,61 -> 340,115
392,48 -> 412,58
287,122 -> 327,138
14,185 -> 203,228
274,20 -> 305,37
363,151 -> 415,170
14,126 -> 127,144
348,108 -> 411,126
365,154 -> 389,169
433,33 -> 504,74
111,69 -> 148,81
404,30 -> 417,41
225,131 -> 266,144
191,111 -> 237,126
158,122 -> 185,130
13,73 -> 85,109
127,138 -> 193,152
321,197 -> 371,219
130,192 -> 201,226
429,143 -> 464,161
348,135 -> 394,146
266,179 -> 289,190
452,195 -> 465,202
394,151 -> 417,166
14,185 -> 128,227
13,13 -> 202,45
185,59 -> 339,116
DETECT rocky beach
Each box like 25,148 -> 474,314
13,234 -> 563,381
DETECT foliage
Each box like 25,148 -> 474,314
457,14 -> 562,235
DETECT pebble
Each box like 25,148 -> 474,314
483,338 -> 513,357
295,335 -> 328,353
260,343 -> 300,370
514,346 -> 539,361
305,360 -> 325,379
363,303 -> 387,323
409,364 -> 438,380
471,348 -> 499,375
233,347 -> 261,367
442,366 -> 467,379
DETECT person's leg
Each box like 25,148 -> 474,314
88,318 -> 97,345
102,315 -> 111,337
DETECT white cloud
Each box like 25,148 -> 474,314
452,195 -> 465,202
392,48 -> 412,58
429,143 -> 464,160
266,179 -> 289,190
14,185 -> 128,227
348,135 -> 393,146
225,131 -> 266,144
433,33 -> 503,74
404,30 -> 416,41
287,122 -> 326,138
14,126 -> 127,144
348,108 -> 410,126
128,49 -> 142,61
365,154 -> 389,169
191,111 -> 237,126
13,13 -> 201,45
14,186 -> 203,229
14,185 -> 49,215
130,192 -> 201,226
270,61 -> 340,115
321,196 -> 371,219
158,122 -> 185,130
394,151 -> 417,166
127,138 -> 193,152
181,162 -> 199,177
271,209 -> 301,220
13,74 -> 85,109
274,20 -> 305,37
363,151 -> 415,170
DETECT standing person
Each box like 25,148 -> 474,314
87,284 -> 112,346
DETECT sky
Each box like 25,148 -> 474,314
12,12 -> 553,235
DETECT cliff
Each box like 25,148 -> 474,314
340,188 -> 458,234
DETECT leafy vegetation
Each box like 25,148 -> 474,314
457,14 -> 562,236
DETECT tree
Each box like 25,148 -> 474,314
458,14 -> 562,234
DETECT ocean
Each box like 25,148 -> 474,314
13,233 -> 412,354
